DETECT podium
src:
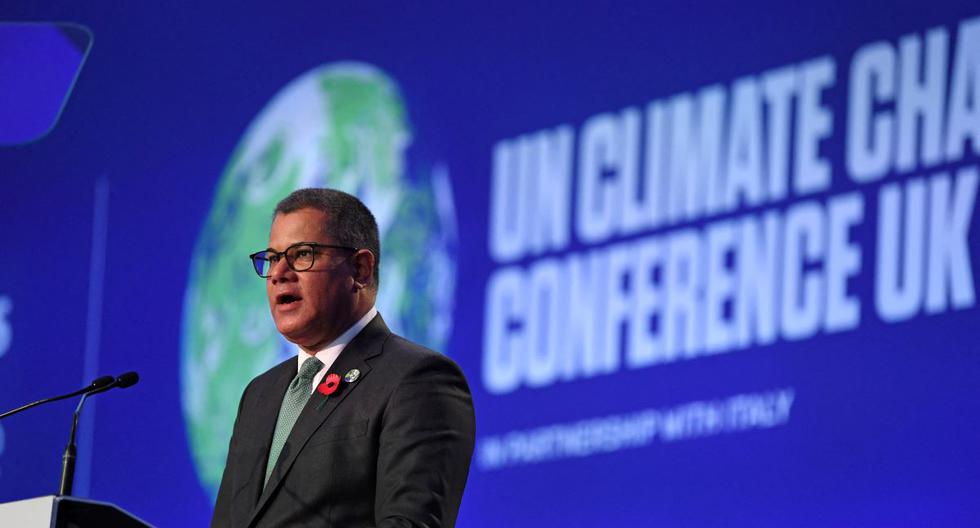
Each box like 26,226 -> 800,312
0,495 -> 153,527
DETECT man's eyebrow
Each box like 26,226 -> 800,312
263,241 -> 319,252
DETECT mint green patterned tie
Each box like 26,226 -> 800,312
265,356 -> 323,486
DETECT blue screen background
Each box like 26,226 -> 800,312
1,2 -> 978,526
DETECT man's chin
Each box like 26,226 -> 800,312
276,326 -> 327,352
275,322 -> 310,344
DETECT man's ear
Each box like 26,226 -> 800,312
351,249 -> 376,290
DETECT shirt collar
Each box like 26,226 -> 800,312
297,306 -> 378,373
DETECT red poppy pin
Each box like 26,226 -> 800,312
317,373 -> 341,396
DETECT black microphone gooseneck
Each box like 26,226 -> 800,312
59,371 -> 140,496
0,376 -> 115,420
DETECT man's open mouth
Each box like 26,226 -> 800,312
277,294 -> 302,305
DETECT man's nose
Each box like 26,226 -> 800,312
268,257 -> 294,283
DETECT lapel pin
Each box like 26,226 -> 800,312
343,369 -> 361,383
317,373 -> 341,396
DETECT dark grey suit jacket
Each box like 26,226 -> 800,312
211,314 -> 476,527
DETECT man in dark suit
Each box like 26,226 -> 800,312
212,188 -> 475,527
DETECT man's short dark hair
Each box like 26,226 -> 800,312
275,188 -> 380,288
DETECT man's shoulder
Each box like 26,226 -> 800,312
383,332 -> 437,356
376,332 -> 468,382
380,332 -> 443,362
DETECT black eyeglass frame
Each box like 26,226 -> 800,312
248,241 -> 358,278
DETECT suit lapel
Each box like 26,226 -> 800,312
247,314 -> 390,527
238,361 -> 295,514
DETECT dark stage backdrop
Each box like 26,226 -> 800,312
1,2 -> 978,526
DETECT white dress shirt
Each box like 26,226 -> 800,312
297,306 -> 377,393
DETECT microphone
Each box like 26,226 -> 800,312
115,371 -> 139,388
0,375 -> 116,420
90,376 -> 117,390
87,371 -> 140,395
59,371 -> 140,495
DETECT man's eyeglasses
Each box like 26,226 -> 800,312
249,242 -> 358,278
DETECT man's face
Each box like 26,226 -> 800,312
266,208 -> 357,351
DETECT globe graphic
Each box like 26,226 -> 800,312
180,62 -> 458,499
